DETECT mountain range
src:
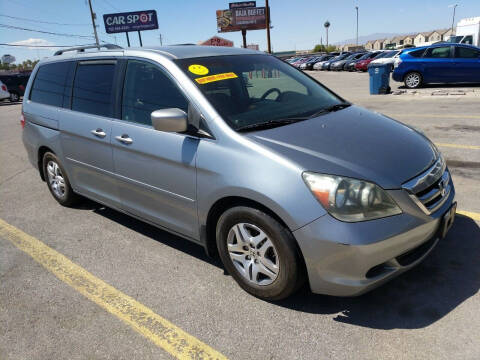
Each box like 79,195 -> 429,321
335,32 -> 406,45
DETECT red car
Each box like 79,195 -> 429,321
354,51 -> 382,71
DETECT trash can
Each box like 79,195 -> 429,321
368,63 -> 391,95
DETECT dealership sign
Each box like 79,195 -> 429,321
216,6 -> 267,32
229,1 -> 256,8
103,10 -> 158,34
200,36 -> 234,47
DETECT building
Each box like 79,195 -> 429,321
247,44 -> 259,50
414,31 -> 432,46
365,40 -> 374,50
429,30 -> 443,43
340,44 -> 364,52
199,36 -> 233,47
438,28 -> 454,41
403,35 -> 415,46
382,38 -> 392,49
373,39 -> 385,50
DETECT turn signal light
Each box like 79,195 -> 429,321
20,112 -> 25,129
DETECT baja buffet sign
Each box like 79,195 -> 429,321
217,2 -> 267,32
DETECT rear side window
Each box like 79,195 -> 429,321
30,62 -> 71,107
72,62 -> 115,117
408,49 -> 425,58
455,46 -> 480,58
121,60 -> 188,126
424,47 -> 451,58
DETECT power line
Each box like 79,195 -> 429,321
0,43 -> 93,48
0,14 -> 91,26
101,0 -> 120,11
0,24 -> 95,39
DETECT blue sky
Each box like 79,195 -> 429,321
1,0 -> 480,63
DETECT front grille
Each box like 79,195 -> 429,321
402,156 -> 451,215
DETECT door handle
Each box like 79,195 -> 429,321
115,134 -> 133,145
91,128 -> 106,138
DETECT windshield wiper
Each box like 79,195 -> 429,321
236,117 -> 308,132
307,102 -> 351,118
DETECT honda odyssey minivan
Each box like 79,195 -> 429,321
22,44 -> 456,300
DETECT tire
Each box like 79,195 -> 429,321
404,71 -> 423,89
42,152 -> 81,206
9,92 -> 19,102
216,206 -> 305,300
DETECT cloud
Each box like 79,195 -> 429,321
8,38 -> 56,50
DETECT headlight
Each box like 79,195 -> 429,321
302,172 -> 402,222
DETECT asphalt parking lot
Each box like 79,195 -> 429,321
1,71 -> 479,359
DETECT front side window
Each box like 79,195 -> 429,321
455,46 -> 480,58
30,62 -> 71,107
72,62 -> 115,117
424,47 -> 451,58
175,54 -> 342,131
122,60 -> 188,126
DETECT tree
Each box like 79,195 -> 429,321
313,44 -> 338,53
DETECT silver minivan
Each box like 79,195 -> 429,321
22,44 -> 456,300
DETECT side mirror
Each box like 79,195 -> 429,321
151,108 -> 188,133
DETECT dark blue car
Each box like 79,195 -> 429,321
392,44 -> 480,88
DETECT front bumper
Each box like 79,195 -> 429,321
293,184 -> 455,296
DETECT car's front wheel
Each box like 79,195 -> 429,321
404,71 -> 423,89
216,206 -> 305,300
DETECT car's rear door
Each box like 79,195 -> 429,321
453,46 -> 480,83
59,59 -> 121,208
422,46 -> 454,83
111,59 -> 198,239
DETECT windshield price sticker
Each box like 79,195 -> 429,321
195,72 -> 238,84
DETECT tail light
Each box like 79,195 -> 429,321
19,84 -> 25,91
20,112 -> 25,129
1,85 -> 6,91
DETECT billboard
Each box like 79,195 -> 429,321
217,7 -> 267,32
229,1 -> 256,8
103,10 -> 158,34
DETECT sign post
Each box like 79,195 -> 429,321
103,10 -> 158,47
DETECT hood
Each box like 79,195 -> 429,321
245,106 -> 437,189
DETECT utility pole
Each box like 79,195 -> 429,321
159,33 -> 163,46
87,0 -> 100,47
355,6 -> 359,46
265,0 -> 272,53
449,4 -> 458,34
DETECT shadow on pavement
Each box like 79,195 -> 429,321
398,83 -> 480,89
0,101 -> 21,106
275,214 -> 480,329
90,201 -> 479,330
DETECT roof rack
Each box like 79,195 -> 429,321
54,44 -> 123,56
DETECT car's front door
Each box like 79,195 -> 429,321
60,59 -> 120,208
453,46 -> 480,83
421,46 -> 454,83
111,59 -> 199,239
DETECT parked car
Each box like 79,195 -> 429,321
330,52 -> 365,71
22,44 -> 455,300
0,73 -> 30,102
354,51 -> 382,71
291,56 -> 311,68
368,50 -> 402,72
0,80 -> 10,101
300,55 -> 330,70
322,52 -> 351,70
393,43 -> 480,88
313,55 -> 334,70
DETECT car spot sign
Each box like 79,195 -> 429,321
188,65 -> 209,75
195,72 -> 238,84
103,10 -> 158,34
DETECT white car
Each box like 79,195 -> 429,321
0,80 -> 10,101
368,50 -> 402,71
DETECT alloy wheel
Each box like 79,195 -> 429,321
405,73 -> 421,88
227,222 -> 279,286
46,160 -> 66,198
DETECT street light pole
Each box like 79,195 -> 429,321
449,4 -> 458,34
355,6 -> 359,46
87,0 -> 100,48
324,21 -> 330,50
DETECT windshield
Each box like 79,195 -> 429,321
175,54 -> 344,131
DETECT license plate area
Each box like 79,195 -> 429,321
440,202 -> 456,239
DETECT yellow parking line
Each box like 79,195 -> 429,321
0,218 -> 227,360
435,143 -> 480,150
389,114 -> 480,119
457,210 -> 480,222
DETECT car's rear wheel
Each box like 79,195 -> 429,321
404,71 -> 422,89
43,152 -> 81,206
9,92 -> 19,102
216,206 -> 305,300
